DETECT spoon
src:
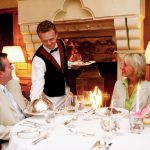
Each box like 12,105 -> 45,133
32,132 -> 48,145
64,115 -> 78,125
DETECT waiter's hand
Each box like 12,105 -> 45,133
71,65 -> 81,70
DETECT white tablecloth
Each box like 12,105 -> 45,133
7,110 -> 150,150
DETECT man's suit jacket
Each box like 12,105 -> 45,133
0,79 -> 26,140
111,80 -> 150,111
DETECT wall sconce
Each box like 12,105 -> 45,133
145,41 -> 150,64
2,46 -> 25,80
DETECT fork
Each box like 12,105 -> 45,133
90,140 -> 111,150
32,132 -> 48,145
90,140 -> 100,150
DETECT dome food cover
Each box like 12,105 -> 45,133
27,97 -> 53,113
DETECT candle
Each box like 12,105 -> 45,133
136,83 -> 140,112
111,98 -> 114,114
111,97 -> 114,108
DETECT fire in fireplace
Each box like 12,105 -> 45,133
65,37 -> 117,107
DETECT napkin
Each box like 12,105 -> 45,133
134,106 -> 150,118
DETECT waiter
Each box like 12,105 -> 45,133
30,20 -> 72,109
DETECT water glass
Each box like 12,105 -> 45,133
82,91 -> 92,108
44,109 -> 55,130
65,105 -> 76,114
74,95 -> 84,110
129,112 -> 144,134
100,115 -> 117,132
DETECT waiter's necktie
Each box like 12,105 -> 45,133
50,47 -> 58,54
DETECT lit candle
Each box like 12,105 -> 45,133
136,83 -> 140,112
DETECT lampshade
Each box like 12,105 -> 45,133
145,42 -> 150,64
2,46 -> 25,80
2,46 -> 25,63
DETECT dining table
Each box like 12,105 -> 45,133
6,107 -> 150,150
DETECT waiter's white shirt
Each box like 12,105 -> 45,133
30,44 -> 71,109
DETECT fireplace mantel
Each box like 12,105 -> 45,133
54,19 -> 115,39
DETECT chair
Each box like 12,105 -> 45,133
22,81 -> 31,100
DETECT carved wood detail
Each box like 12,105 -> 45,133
54,19 -> 115,38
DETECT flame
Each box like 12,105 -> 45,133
91,86 -> 102,109
84,86 -> 102,109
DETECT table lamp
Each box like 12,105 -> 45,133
2,46 -> 25,80
145,42 -> 150,81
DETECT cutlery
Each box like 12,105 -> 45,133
19,123 -> 35,128
22,120 -> 47,127
64,119 -> 72,125
68,128 -> 94,136
32,132 -> 48,145
25,120 -> 46,126
64,115 -> 78,125
90,140 -> 111,150
12,129 -> 33,134
90,140 -> 100,150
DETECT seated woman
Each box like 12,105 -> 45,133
111,53 -> 150,111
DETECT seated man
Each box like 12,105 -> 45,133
0,53 -> 27,149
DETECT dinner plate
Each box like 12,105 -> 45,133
24,109 -> 45,116
68,61 -> 96,66
17,130 -> 40,139
95,107 -> 129,120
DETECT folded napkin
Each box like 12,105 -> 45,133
134,106 -> 150,118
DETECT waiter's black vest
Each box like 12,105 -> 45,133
33,39 -> 69,97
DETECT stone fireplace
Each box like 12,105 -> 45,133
17,0 -> 145,100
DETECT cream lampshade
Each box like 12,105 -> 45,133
2,46 -> 25,80
145,42 -> 150,81
145,42 -> 150,64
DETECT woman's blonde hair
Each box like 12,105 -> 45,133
124,53 -> 146,80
